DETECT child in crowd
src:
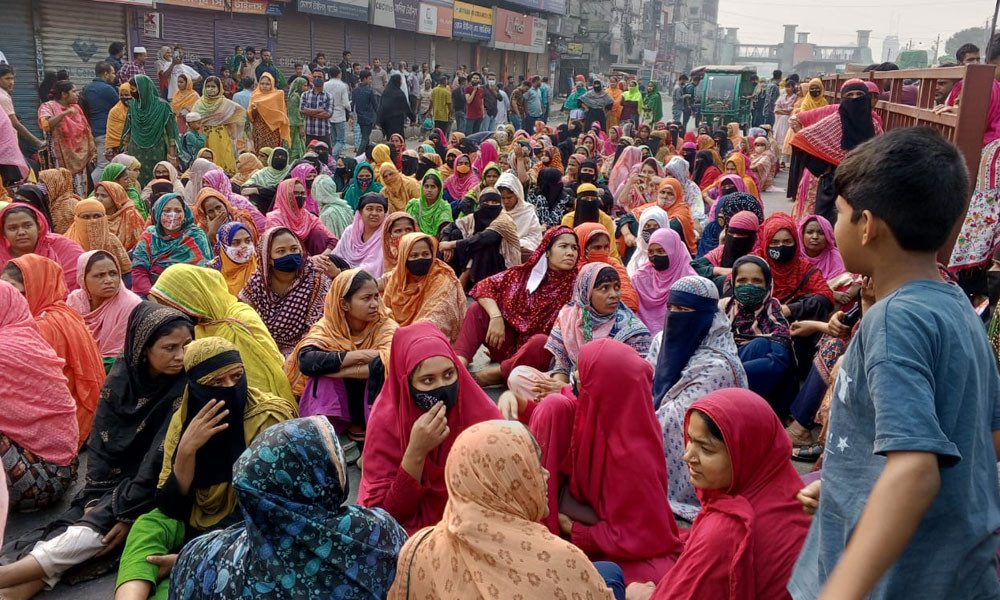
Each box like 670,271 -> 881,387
788,127 -> 1000,599
178,112 -> 206,169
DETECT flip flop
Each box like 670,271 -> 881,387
792,443 -> 823,463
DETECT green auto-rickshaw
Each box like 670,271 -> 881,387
690,65 -> 757,131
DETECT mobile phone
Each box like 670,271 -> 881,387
173,50 -> 181,60
840,304 -> 861,327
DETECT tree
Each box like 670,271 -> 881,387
897,50 -> 928,69
945,27 -> 988,56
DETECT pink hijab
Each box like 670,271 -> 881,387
264,178 -> 330,243
631,228 -> 697,335
608,146 -> 643,198
332,199 -> 386,277
442,154 -> 481,200
66,250 -> 142,358
472,139 -> 499,175
798,214 -> 847,280
289,163 -> 320,214
202,168 -> 266,231
0,204 -> 83,290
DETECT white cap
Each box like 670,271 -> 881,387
133,47 -> 146,55
184,112 -> 202,122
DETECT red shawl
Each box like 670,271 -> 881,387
568,339 -> 682,584
357,321 -> 501,533
650,389 -> 810,600
753,212 -> 833,304
470,225 -> 578,336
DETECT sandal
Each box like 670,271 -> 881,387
792,443 -> 823,463
346,424 -> 366,443
339,437 -> 361,465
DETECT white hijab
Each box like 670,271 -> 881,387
496,171 -> 543,252
626,206 -> 670,276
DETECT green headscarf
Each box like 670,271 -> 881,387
405,169 -> 452,235
623,81 -> 643,103
462,161 -> 502,213
123,75 -> 178,149
343,161 -> 383,210
564,81 -> 587,110
312,174 -> 353,238
286,77 -> 307,127
99,162 -> 147,218
244,147 -> 291,188
643,81 -> 663,122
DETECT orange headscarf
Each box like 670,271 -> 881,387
381,211 -> 417,273
249,73 -> 291,144
94,181 -> 146,251
574,222 -> 639,312
381,232 -> 466,342
37,168 -> 81,234
62,198 -> 133,273
11,254 -> 105,444
723,154 -> 760,198
630,178 -> 697,254
284,269 -> 398,397
193,187 -> 260,243
231,152 -> 264,187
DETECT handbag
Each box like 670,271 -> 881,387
422,115 -> 433,129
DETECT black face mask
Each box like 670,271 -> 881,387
184,372 -> 248,487
294,194 -> 307,208
271,155 -> 288,170
579,170 -> 596,183
409,379 -> 459,411
768,244 -> 796,263
477,203 -> 502,221
809,89 -> 821,97
401,156 -> 419,176
721,184 -> 738,196
650,254 -> 671,271
305,179 -> 313,190
317,151 -> 330,162
406,257 -> 433,276
335,167 -> 350,179
446,156 -> 456,168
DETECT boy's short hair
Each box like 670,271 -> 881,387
834,127 -> 969,252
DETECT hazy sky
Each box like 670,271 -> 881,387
717,0 -> 995,61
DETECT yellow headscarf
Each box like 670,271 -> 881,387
149,264 -> 294,401
170,74 -> 200,115
105,83 -> 131,148
372,144 -> 393,181
158,337 -> 296,530
249,73 -> 291,145
799,78 -> 829,112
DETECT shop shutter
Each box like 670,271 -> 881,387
0,0 -> 40,135
136,6 -> 214,83
213,13 -> 268,74
413,34 -> 431,67
481,47 -> 504,77
274,11 -> 313,81
313,17 -> 346,61
433,39 -> 457,73
39,0 -> 127,90
346,22 -> 371,65
368,25 -> 391,65
454,40 -> 475,73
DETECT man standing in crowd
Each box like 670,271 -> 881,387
105,42 -> 125,73
324,65 -> 352,158
482,73 -> 500,132
762,69 -> 780,126
464,72 -> 485,134
540,76 -> 552,122
406,64 -> 420,117
371,59 -> 388,107
244,47 -> 261,82
957,43 -> 981,65
431,74 -> 453,134
233,77 -> 254,109
352,70 -> 378,151
510,79 -> 527,130
117,47 -> 146,85
340,50 -> 357,88
84,61 -> 119,180
671,74 -> 687,124
524,76 -> 544,133
300,72 -> 333,148
0,64 -> 42,149
685,73 -> 701,129
451,75 -> 467,134
311,52 -> 327,72
255,49 -> 284,89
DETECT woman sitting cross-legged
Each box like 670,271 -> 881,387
357,322 -> 501,534
388,420 -> 622,600
453,226 -> 579,387
239,227 -> 331,357
0,280 -> 79,513
381,232 -> 466,342
627,389 -> 810,600
168,417 -> 408,600
285,269 -> 396,443
648,276 -> 747,521
438,187 -> 522,289
0,303 -> 193,598
500,262 -> 650,415
113,337 -> 296,600
517,339 -> 682,585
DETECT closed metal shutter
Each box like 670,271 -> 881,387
40,0 -> 127,90
481,48 -> 504,76
413,34 -> 431,67
368,25 -> 391,65
274,11 -> 313,81
136,6 -> 214,83
433,39 -> 458,73
213,13 -> 268,74
313,18 -> 346,62
346,22 -> 371,65
0,0 -> 40,135
454,40 -> 475,73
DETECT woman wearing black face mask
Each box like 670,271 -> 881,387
579,80 -> 614,132
439,187 -> 521,287
382,233 -> 466,341
244,147 -> 291,191
285,269 -> 396,449
334,156 -> 356,193
263,178 -> 337,256
114,337 -> 295,600
527,167 -> 573,227
400,150 -> 420,177
357,321 -> 501,534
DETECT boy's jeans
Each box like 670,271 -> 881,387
331,121 -> 347,157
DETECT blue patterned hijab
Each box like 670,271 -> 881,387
169,416 -> 408,599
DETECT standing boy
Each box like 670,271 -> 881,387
788,127 -> 1000,600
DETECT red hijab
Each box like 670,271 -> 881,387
651,389 -> 810,600
753,212 -> 834,304
569,338 -> 682,583
357,321 -> 501,533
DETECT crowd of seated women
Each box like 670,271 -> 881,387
0,116 -> 929,600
